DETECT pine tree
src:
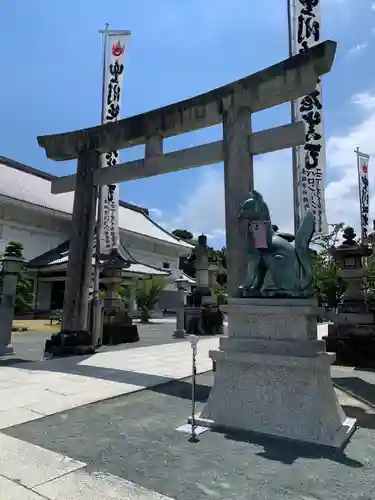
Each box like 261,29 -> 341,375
1,241 -> 33,313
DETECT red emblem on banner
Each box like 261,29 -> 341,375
362,164 -> 368,174
112,41 -> 125,57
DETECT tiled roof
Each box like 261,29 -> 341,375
0,157 -> 193,249
27,238 -> 170,277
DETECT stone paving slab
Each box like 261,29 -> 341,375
34,469 -> 175,500
0,434 -> 85,489
0,433 -> 177,499
0,337 -> 219,430
0,475 -> 45,500
7,371 -> 373,500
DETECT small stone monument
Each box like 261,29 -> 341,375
185,235 -> 223,335
193,190 -> 356,449
323,227 -> 375,366
0,255 -> 25,356
101,251 -> 139,345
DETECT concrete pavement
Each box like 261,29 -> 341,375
0,337 -> 220,430
0,323 -> 338,499
0,335 -> 219,499
0,433 -> 176,499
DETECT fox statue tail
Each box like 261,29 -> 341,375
294,211 -> 315,291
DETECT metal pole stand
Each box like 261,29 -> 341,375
188,335 -> 200,443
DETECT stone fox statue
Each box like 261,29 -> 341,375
237,190 -> 315,298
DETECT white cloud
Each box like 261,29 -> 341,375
348,43 -> 368,55
148,207 -> 164,218
162,91 -> 375,248
351,92 -> 375,111
161,148 -> 295,248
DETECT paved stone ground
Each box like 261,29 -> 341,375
2,319 -> 207,365
4,320 -> 325,366
0,337 -> 220,430
4,368 -> 375,500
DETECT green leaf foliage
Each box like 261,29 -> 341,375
135,276 -> 166,322
1,241 -> 34,313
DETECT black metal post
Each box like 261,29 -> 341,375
189,336 -> 199,443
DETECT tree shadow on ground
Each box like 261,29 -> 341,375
223,429 -> 363,468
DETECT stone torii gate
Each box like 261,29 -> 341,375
38,41 -> 336,336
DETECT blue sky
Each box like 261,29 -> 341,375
2,0 -> 375,247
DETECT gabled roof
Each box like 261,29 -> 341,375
27,238 -> 170,277
0,156 -> 193,250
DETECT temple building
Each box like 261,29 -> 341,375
0,156 -> 194,313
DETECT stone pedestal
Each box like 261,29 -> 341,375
174,281 -> 186,338
323,229 -> 375,367
195,234 -> 211,296
101,267 -> 139,345
194,298 -> 356,448
0,256 -> 25,356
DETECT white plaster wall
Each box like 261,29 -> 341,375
129,248 -> 179,272
0,221 -> 67,261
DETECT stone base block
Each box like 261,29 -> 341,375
0,344 -> 14,357
102,324 -> 139,345
198,349 -> 356,448
198,298 -> 356,449
48,345 -> 96,357
173,329 -> 186,339
227,297 -> 320,340
44,330 -> 94,357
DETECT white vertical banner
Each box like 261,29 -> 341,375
357,150 -> 370,241
293,0 -> 328,235
99,33 -> 130,254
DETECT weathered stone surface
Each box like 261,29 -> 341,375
0,434 -> 85,489
62,149 -> 100,333
34,469 -> 175,500
38,41 -> 336,161
197,298 -> 356,448
51,122 -> 305,194
223,104 -> 253,297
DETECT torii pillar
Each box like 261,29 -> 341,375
37,42 -> 336,347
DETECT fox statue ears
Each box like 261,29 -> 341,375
249,190 -> 263,201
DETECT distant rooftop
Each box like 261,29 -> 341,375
0,156 -> 193,250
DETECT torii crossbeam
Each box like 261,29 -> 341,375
38,40 -> 336,336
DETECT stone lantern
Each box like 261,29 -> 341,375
323,226 -> 375,366
0,255 -> 25,356
173,275 -> 189,338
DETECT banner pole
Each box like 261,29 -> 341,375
355,147 -> 364,243
92,22 -> 110,347
287,0 -> 300,235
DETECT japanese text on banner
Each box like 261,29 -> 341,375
357,152 -> 370,240
294,0 -> 328,235
99,35 -> 129,254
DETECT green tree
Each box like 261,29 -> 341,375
172,229 -> 193,241
363,259 -> 375,308
1,241 -> 34,313
312,252 -> 344,309
213,283 -> 228,305
135,276 -> 166,323
4,241 -> 24,258
311,223 -> 345,309
312,222 -> 345,251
